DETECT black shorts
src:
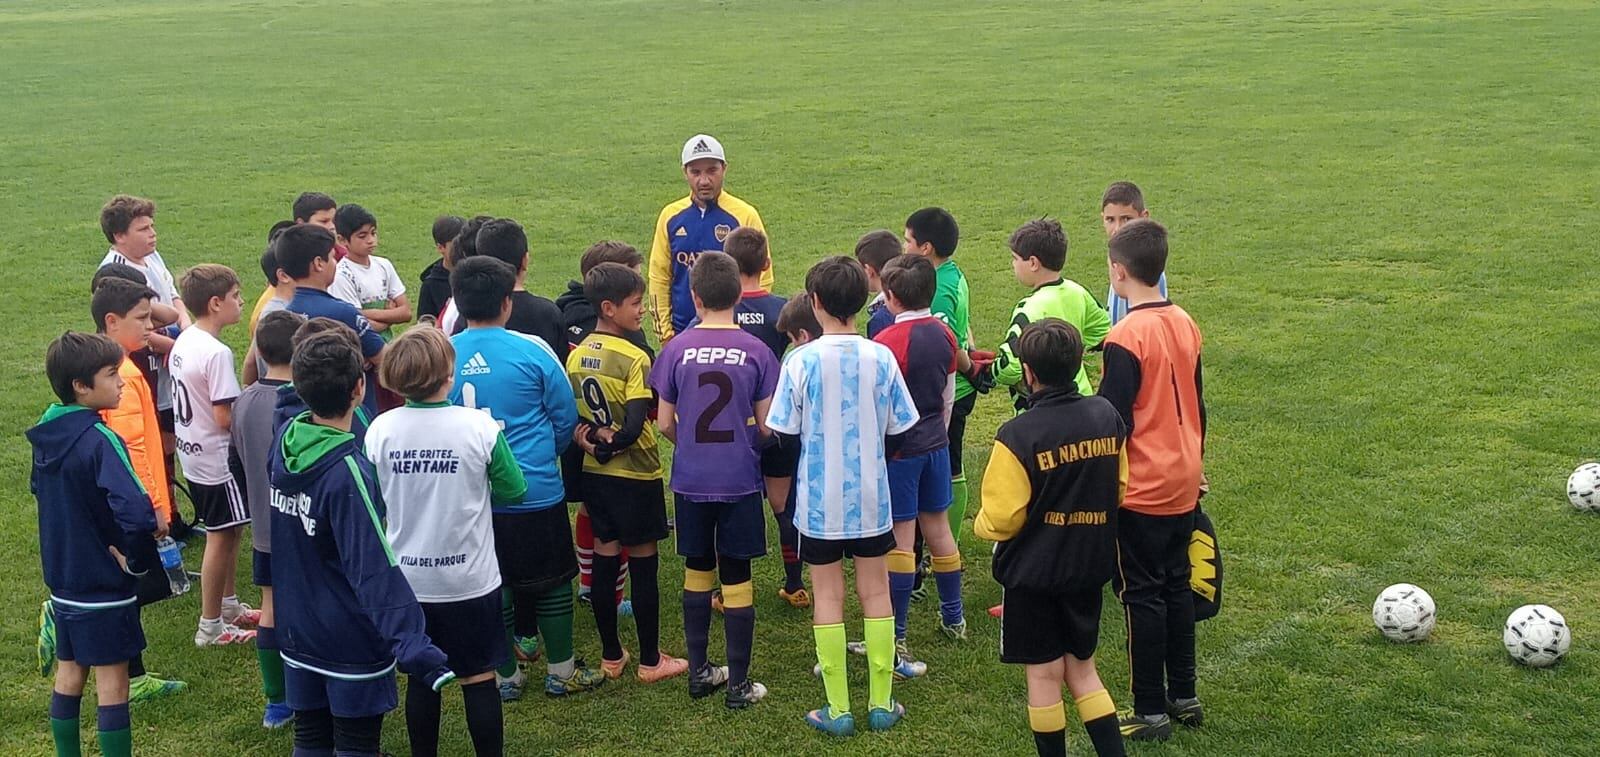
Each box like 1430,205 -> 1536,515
798,530 -> 895,566
157,407 -> 175,435
759,440 -> 801,479
253,549 -> 272,587
190,476 -> 249,529
420,589 -> 508,678
675,492 -> 767,560
581,474 -> 668,547
1000,586 -> 1104,664
947,391 -> 977,476
492,508 -> 577,595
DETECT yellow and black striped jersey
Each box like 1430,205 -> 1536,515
566,332 -> 661,480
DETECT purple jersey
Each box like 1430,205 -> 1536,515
649,325 -> 780,501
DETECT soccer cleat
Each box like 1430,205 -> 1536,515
514,635 -> 541,663
909,582 -> 930,603
223,602 -> 262,629
688,663 -> 730,699
868,701 -> 906,732
618,599 -> 634,618
575,590 -> 592,607
262,702 -> 295,729
778,587 -> 812,608
600,649 -> 631,680
711,590 -> 724,614
806,705 -> 856,737
37,600 -> 56,678
987,603 -> 1004,618
497,668 -> 526,701
1167,697 -> 1204,728
544,664 -> 606,697
940,619 -> 969,641
637,653 -> 689,684
195,622 -> 257,648
893,641 -> 928,680
129,674 -> 187,703
1118,711 -> 1173,741
846,641 -> 867,656
725,679 -> 767,710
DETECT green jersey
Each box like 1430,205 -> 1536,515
931,258 -> 975,399
991,277 -> 1110,413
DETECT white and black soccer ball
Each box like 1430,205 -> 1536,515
1503,604 -> 1570,667
1372,583 -> 1436,642
1568,463 -> 1600,512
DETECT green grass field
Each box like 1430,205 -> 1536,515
3,0 -> 1599,754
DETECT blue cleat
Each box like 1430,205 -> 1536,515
262,702 -> 294,729
806,705 -> 856,737
868,701 -> 906,732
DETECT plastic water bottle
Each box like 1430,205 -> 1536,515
157,537 -> 191,596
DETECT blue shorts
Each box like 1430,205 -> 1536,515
252,549 -> 272,587
54,600 -> 144,667
888,447 -> 953,522
674,492 -> 768,560
420,589 -> 508,678
283,657 -> 398,719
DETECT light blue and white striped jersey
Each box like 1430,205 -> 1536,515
766,334 -> 919,540
1108,272 -> 1169,326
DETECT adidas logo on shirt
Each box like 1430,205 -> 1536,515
461,352 -> 492,376
674,228 -> 688,237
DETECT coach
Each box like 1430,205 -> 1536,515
648,134 -> 773,342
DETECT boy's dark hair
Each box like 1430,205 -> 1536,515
776,292 -> 822,338
1108,219 -> 1168,287
292,192 -> 336,222
256,310 -> 307,367
878,254 -> 937,311
580,241 -> 642,276
1009,218 -> 1068,271
291,332 -> 363,418
378,326 -> 455,401
449,215 -> 494,267
1101,181 -> 1145,211
854,229 -> 901,273
91,262 -> 145,293
91,278 -> 155,333
179,264 -> 240,317
476,218 -> 528,273
275,225 -> 337,279
46,331 -> 124,404
432,215 -> 466,246
804,255 -> 869,321
721,227 -> 769,277
334,204 -> 378,239
100,195 -> 156,244
1016,318 -> 1084,389
268,219 -> 296,242
259,245 -> 280,287
585,262 -> 646,313
292,317 -> 361,352
689,252 -> 741,311
452,256 -> 516,322
905,207 -> 959,258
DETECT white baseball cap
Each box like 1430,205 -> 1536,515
681,134 -> 726,165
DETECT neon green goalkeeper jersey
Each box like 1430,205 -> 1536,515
990,277 -> 1110,412
931,258 -> 975,400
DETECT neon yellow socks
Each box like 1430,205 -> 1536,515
863,616 -> 895,711
813,623 -> 849,715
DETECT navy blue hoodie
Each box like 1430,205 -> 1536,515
27,404 -> 158,609
268,412 -> 447,683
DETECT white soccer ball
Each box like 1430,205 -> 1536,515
1567,463 -> 1600,512
1503,604 -> 1570,667
1372,584 -> 1436,642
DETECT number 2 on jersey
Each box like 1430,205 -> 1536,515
694,371 -> 734,444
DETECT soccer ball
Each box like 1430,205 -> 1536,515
1503,604 -> 1570,667
1372,584 -> 1436,642
1568,463 -> 1600,511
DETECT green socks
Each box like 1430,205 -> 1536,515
863,616 -> 895,711
536,583 -> 576,672
50,692 -> 81,757
813,623 -> 849,715
498,588 -> 520,678
96,704 -> 131,757
947,475 -> 969,538
256,626 -> 285,704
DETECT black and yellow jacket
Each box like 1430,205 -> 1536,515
974,387 -> 1127,592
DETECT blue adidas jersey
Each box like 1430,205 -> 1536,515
648,192 -> 773,340
449,327 -> 577,512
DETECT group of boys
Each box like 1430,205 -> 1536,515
30,129 -> 1206,757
